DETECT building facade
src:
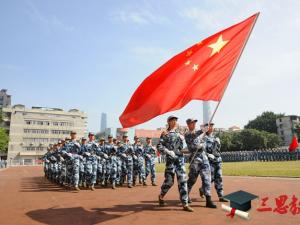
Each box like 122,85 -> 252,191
0,89 -> 11,108
2,105 -> 87,165
276,115 -> 300,146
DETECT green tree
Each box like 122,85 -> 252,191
217,132 -> 232,152
230,132 -> 243,151
262,131 -> 282,148
244,111 -> 284,134
239,129 -> 267,150
0,127 -> 8,153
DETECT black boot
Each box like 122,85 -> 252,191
199,188 -> 204,198
206,196 -> 217,208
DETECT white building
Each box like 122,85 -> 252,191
276,115 -> 300,146
2,105 -> 87,165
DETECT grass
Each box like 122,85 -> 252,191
155,161 -> 300,178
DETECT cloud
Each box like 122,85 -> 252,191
25,0 -> 74,32
112,9 -> 169,25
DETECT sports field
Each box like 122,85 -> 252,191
156,161 -> 300,177
1,166 -> 300,225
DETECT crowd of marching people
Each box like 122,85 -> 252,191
42,132 -> 157,191
42,115 -> 228,212
221,148 -> 300,162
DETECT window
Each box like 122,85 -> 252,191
23,129 -> 49,134
51,130 -> 70,135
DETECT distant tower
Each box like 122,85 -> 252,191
203,101 -> 211,124
100,113 -> 107,132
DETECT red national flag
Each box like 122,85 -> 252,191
120,13 -> 259,128
289,135 -> 299,152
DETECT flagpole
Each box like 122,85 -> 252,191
208,12 -> 260,125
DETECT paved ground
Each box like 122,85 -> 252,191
0,166 -> 300,225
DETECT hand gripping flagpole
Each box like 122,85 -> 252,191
189,13 -> 260,166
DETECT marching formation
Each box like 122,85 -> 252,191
42,115 -> 228,212
221,148 -> 300,162
42,132 -> 157,190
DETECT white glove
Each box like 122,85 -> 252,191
207,153 -> 215,160
85,152 -> 91,156
133,155 -> 138,160
122,153 -> 127,158
146,154 -> 151,159
215,137 -> 221,145
97,156 -> 101,160
197,143 -> 204,150
103,153 -> 108,159
67,153 -> 73,158
60,156 -> 64,162
165,150 -> 176,158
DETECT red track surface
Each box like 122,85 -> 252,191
0,166 -> 300,225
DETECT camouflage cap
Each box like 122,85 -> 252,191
167,115 -> 178,122
186,118 -> 198,124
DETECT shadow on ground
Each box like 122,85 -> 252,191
20,176 -> 153,193
26,200 -> 204,225
20,176 -> 71,193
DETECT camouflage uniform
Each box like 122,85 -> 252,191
157,129 -> 188,205
144,144 -> 156,184
79,143 -> 88,186
117,143 -> 132,186
133,143 -> 146,185
185,130 -> 211,197
204,134 -> 224,198
104,142 -> 115,185
109,145 -> 118,188
96,143 -> 107,185
65,140 -> 81,188
85,141 -> 98,187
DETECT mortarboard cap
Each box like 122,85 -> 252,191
223,190 -> 258,212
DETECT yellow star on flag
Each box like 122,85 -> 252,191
185,60 -> 191,65
192,64 -> 199,71
208,35 -> 229,56
186,50 -> 193,57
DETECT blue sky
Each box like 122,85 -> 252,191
1,0 -> 299,132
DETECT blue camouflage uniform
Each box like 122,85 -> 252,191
204,134 -> 224,198
96,143 -> 107,185
133,143 -> 146,185
79,143 -> 88,186
117,142 -> 134,186
143,144 -> 157,184
185,130 -> 211,197
109,145 -> 118,187
103,142 -> 115,185
85,141 -> 98,187
65,139 -> 81,188
157,129 -> 189,205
